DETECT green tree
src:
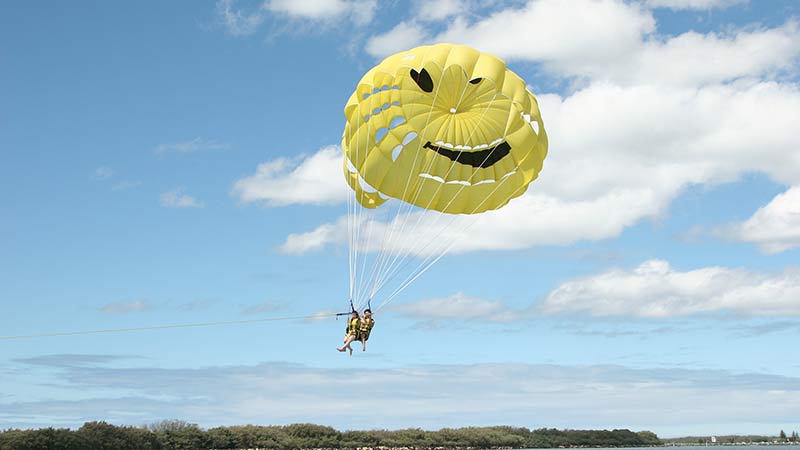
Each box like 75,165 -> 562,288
77,421 -> 161,450
0,428 -> 81,450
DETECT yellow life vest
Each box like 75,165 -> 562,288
346,317 -> 359,335
358,318 -> 374,334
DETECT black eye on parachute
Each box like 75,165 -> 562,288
469,77 -> 483,84
410,68 -> 434,93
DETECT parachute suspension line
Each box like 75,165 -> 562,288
348,112 -> 363,305
354,206 -> 380,310
369,89 -> 503,297
350,85 -> 398,312
371,79 -> 497,286
376,157 -> 525,312
351,98 -> 373,311
346,120 -> 356,304
375,94 -> 524,311
356,71 -> 449,308
365,76 -> 447,299
366,77 -> 460,298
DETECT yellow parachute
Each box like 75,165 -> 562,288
341,44 -> 548,312
342,43 -> 548,214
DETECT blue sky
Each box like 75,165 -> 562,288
2,0 -> 800,438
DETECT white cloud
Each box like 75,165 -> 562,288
232,146 -> 348,207
216,0 -> 377,37
280,216 -> 347,254
414,0 -> 469,22
266,0 -> 377,25
100,301 -> 149,315
6,358 -> 800,435
645,0 -> 747,10
722,185 -> 800,254
216,0 -> 265,36
366,1 -> 800,88
392,292 -> 519,322
160,188 -> 204,208
280,80 -> 800,255
365,21 -> 426,58
609,21 -> 800,87
367,0 -> 656,69
274,1 -> 800,256
538,259 -> 800,318
154,137 -> 229,155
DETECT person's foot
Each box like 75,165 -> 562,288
362,345 -> 366,351
348,347 -> 353,356
337,347 -> 345,352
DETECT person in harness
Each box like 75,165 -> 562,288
337,311 -> 360,355
357,309 -> 375,352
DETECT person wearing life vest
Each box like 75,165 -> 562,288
337,311 -> 360,355
357,309 -> 375,352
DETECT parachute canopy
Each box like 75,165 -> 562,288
342,43 -> 548,214
341,44 -> 548,312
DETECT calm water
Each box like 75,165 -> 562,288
519,447 -> 797,450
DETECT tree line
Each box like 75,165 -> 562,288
0,420 -> 662,450
663,430 -> 799,445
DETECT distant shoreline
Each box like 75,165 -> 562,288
2,423 -> 798,450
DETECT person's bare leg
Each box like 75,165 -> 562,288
338,335 -> 355,352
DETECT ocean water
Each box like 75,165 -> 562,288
520,447 -> 797,450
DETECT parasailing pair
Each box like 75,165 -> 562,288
340,43 -> 548,316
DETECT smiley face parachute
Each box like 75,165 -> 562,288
342,43 -> 548,313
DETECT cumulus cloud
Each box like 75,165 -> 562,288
369,259 -> 800,322
280,216 -> 348,254
365,1 -> 800,87
241,0 -> 800,257
100,301 -> 150,315
4,358 -> 800,433
266,0 -> 377,25
538,259 -> 800,318
232,146 -> 348,207
609,21 -> 800,87
721,184 -> 800,254
279,80 -> 800,255
160,188 -> 204,208
644,0 -> 747,10
367,0 -> 656,69
216,0 -> 377,35
414,0 -> 469,22
365,21 -> 426,57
